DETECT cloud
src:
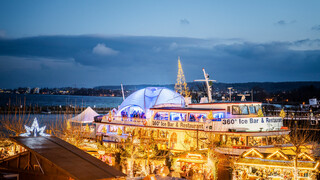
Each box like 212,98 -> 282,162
180,18 -> 190,25
0,35 -> 320,88
275,20 -> 296,26
311,25 -> 320,31
92,43 -> 118,56
0,56 -> 98,88
289,39 -> 320,51
169,42 -> 178,50
152,47 -> 162,52
0,30 -> 6,38
276,20 -> 286,25
0,56 -> 76,71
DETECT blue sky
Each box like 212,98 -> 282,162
1,0 -> 320,41
0,0 -> 320,88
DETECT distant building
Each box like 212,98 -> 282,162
26,87 -> 31,94
33,87 -> 40,94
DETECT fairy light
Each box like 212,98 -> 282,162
243,149 -> 264,159
297,152 -> 315,162
235,162 -> 319,170
314,162 -> 320,170
267,150 -> 288,160
187,153 -> 203,158
20,118 -> 50,137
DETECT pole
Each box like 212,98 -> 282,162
251,89 -> 253,102
228,87 -> 233,102
121,83 -> 125,101
202,68 -> 212,103
197,129 -> 199,150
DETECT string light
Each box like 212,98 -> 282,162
243,148 -> 264,159
267,150 -> 288,160
235,162 -> 319,170
297,152 -> 315,162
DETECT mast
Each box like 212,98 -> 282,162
121,83 -> 125,101
194,68 -> 216,103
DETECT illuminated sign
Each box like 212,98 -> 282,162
151,120 -> 203,130
205,117 -> 283,132
106,116 -> 283,132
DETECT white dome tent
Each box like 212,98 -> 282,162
68,106 -> 99,124
117,87 -> 185,118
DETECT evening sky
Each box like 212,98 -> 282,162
0,0 -> 319,88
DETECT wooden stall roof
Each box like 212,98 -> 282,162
236,148 -> 320,170
236,158 -> 316,169
10,136 -> 126,180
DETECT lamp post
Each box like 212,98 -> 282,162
228,87 -> 233,102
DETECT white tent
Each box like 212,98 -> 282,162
68,107 -> 99,124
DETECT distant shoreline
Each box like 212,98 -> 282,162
0,94 -> 123,113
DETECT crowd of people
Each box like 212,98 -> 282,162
180,163 -> 215,180
121,110 -> 145,119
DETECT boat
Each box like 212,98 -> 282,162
93,69 -> 290,155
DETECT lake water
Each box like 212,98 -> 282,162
0,94 -> 123,108
0,94 -> 124,135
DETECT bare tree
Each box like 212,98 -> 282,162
279,119 -> 317,180
1,99 -> 32,137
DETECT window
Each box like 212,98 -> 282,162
169,133 -> 177,149
154,112 -> 168,120
249,105 -> 256,114
159,130 -> 167,138
232,106 -> 241,115
232,105 -> 249,115
151,130 -> 158,138
255,105 -> 262,112
248,136 -> 268,146
240,105 -> 249,115
170,112 -> 186,121
223,136 -> 246,146
141,129 -> 148,136
188,113 -> 207,122
110,125 -> 121,132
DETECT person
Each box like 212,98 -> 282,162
182,164 -> 186,171
190,114 -> 195,122
203,169 -> 208,180
133,161 -> 137,177
241,170 -> 248,180
189,167 -> 194,179
0,149 -> 4,159
153,166 -> 158,174
209,173 -> 214,180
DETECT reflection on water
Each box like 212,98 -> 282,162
0,114 -> 71,127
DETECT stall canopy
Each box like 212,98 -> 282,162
117,87 -> 185,116
68,107 -> 99,124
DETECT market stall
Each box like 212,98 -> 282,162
234,149 -> 320,180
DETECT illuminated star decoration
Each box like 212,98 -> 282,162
20,118 -> 50,137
